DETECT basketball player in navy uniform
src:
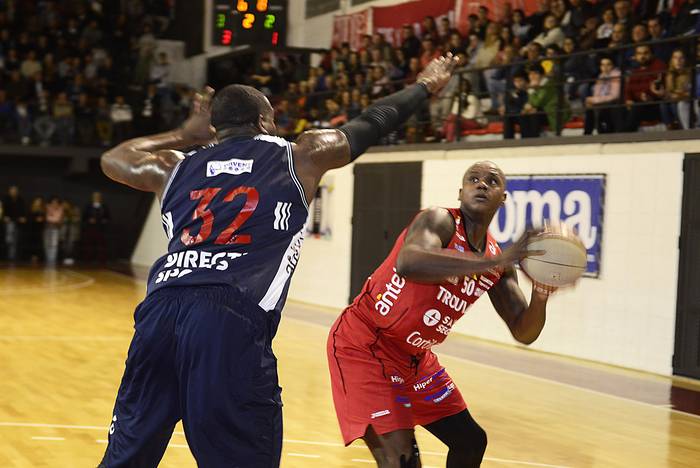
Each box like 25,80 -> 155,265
97,55 -> 460,467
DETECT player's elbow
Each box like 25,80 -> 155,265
395,249 -> 416,279
512,328 -> 541,345
514,334 -> 536,346
100,149 -> 117,179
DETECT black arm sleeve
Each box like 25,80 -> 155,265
338,83 -> 430,160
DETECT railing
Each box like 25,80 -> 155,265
276,33 -> 700,144
452,33 -> 700,140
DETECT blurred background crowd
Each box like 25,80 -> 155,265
1,0 -> 699,146
0,185 -> 110,265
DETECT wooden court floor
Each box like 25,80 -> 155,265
1,267 -> 699,468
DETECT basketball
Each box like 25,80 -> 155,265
520,223 -> 587,288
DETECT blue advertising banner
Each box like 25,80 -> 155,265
489,175 -> 606,277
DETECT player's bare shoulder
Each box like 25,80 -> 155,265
405,206 -> 456,247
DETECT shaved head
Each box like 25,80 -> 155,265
462,161 -> 506,185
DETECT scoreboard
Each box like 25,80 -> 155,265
213,0 -> 287,47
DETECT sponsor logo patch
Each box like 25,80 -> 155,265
206,158 -> 254,177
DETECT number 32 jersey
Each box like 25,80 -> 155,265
147,135 -> 308,315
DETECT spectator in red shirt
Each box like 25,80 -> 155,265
624,44 -> 666,131
420,36 -> 442,69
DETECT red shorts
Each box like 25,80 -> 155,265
327,308 -> 467,445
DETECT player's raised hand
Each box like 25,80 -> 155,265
181,86 -> 216,145
417,53 -> 460,94
496,229 -> 546,267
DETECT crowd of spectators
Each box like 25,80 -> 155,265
3,0 -> 700,145
0,0 -> 192,147
0,185 -> 110,266
247,0 -> 700,142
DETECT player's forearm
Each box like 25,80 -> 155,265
396,245 -> 501,283
511,291 -> 548,345
338,83 -> 430,160
110,128 -> 200,157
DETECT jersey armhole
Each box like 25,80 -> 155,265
286,142 -> 309,211
159,158 -> 184,210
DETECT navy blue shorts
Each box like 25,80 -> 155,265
99,286 -> 282,468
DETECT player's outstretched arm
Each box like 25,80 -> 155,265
395,207 -> 532,283
291,54 -> 460,198
487,266 -> 555,345
101,88 -> 217,196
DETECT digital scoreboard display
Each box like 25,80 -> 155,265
213,0 -> 287,47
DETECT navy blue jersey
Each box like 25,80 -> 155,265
147,134 -> 308,315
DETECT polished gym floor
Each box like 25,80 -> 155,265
1,267 -> 699,467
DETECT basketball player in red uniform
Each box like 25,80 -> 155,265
327,161 -> 556,467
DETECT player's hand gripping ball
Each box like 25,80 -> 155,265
520,222 -> 587,288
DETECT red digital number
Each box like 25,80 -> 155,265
180,186 -> 260,246
215,187 -> 259,245
181,188 -> 221,246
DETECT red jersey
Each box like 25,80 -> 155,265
349,208 -> 503,358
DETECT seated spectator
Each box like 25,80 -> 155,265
473,7 -> 490,40
346,89 -> 363,120
579,15 -> 600,51
15,100 -> 32,145
596,8 -> 615,43
251,59 -> 282,96
485,45 -> 518,111
606,23 -> 628,67
625,23 -> 650,67
647,17 -> 671,62
444,79 -> 487,142
521,64 -> 571,137
561,37 -> 594,106
657,49 -> 691,129
420,36 -> 442,70
390,49 -> 408,81
326,98 -> 347,127
371,33 -> 392,63
401,25 -> 421,60
110,95 -> 133,143
584,56 -> 623,134
275,99 -> 295,137
20,50 -> 42,79
150,52 -> 171,91
550,0 -> 570,29
369,65 -> 391,98
0,89 -> 14,141
136,85 -> 160,135
624,44 -> 666,131
521,42 -> 544,75
34,91 -> 56,146
446,32 -> 464,56
475,23 -> 503,71
502,70 -> 530,139
96,96 -> 113,146
563,0 -> 595,37
511,9 -> 532,43
614,0 -> 637,26
528,14 -> 565,50
53,92 -> 75,145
